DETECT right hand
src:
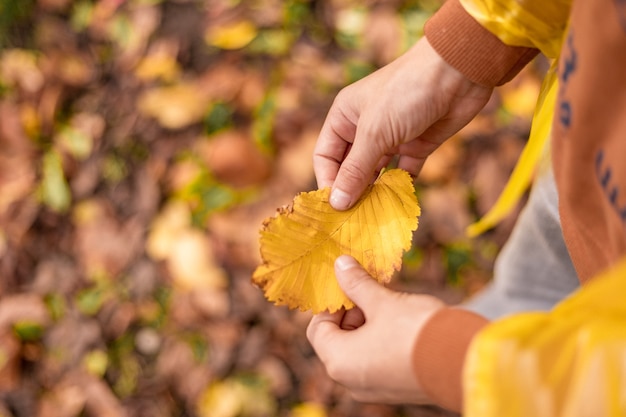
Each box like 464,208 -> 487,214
307,255 -> 445,404
313,37 -> 493,210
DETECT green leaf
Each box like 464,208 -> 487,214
57,125 -> 93,160
0,0 -> 35,47
444,242 -> 473,285
252,93 -> 276,155
39,150 -> 71,213
83,350 -> 108,377
13,320 -> 44,341
247,29 -> 296,56
102,153 -> 128,184
70,1 -> 94,32
76,284 -> 109,316
204,102 -> 234,135
44,293 -> 66,321
197,374 -> 277,417
344,60 -> 375,84
176,168 -> 250,225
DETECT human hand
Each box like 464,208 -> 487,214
306,255 -> 445,404
314,37 -> 493,210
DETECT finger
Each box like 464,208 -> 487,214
313,134 -> 349,190
334,255 -> 388,313
306,310 -> 346,358
376,153 -> 394,172
397,155 -> 426,178
340,306 -> 365,330
313,102 -> 358,190
395,138 -> 443,178
330,133 -> 384,210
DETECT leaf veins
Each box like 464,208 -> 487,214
252,169 -> 420,313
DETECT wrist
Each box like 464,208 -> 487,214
402,37 -> 494,113
412,307 -> 489,411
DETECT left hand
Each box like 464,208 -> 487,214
306,255 -> 445,404
313,38 -> 493,211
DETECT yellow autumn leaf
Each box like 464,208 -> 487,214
146,201 -> 226,291
0,49 -> 44,93
137,83 -> 208,130
500,75 -> 540,119
291,402 -> 327,417
205,20 -> 258,50
134,53 -> 181,82
252,169 -> 420,314
197,376 -> 276,417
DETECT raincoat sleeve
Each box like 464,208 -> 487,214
424,0 -> 571,87
463,258 -> 626,417
413,259 -> 626,415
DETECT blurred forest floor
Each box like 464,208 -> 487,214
0,0 -> 544,416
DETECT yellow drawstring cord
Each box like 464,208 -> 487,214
466,64 -> 559,237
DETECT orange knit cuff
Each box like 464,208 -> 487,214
424,0 -> 539,87
412,307 -> 489,412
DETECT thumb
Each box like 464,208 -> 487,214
335,255 -> 387,311
330,136 -> 382,210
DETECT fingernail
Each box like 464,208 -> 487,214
335,255 -> 358,272
330,188 -> 351,210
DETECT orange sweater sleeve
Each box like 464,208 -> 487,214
412,307 -> 489,412
424,0 -> 539,87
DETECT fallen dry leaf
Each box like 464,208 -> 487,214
72,199 -> 144,277
167,229 -> 227,291
196,130 -> 271,188
0,49 -> 44,93
500,68 -> 541,120
137,83 -> 209,129
205,20 -> 258,50
291,402 -> 327,417
147,201 -> 226,291
0,331 -> 21,392
134,49 -> 181,82
0,132 -> 37,215
146,201 -> 191,261
252,169 -> 420,313
36,382 -> 87,417
0,293 -> 50,330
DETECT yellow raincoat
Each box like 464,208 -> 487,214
465,258 -> 626,417
459,1 -> 626,415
